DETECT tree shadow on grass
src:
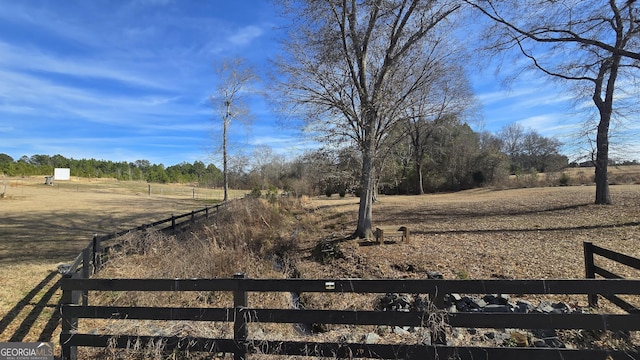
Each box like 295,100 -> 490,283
0,270 -> 61,342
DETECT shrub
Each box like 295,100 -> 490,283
455,269 -> 470,280
472,171 -> 486,186
249,186 -> 262,198
559,173 -> 570,186
266,184 -> 278,203
311,239 -> 344,264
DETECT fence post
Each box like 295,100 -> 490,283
205,206 -> 209,218
191,210 -> 195,223
92,234 -> 101,274
171,214 -> 176,230
60,273 -> 79,360
584,241 -> 598,307
81,246 -> 91,306
233,272 -> 248,360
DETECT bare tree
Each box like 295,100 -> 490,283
404,61 -> 475,194
275,0 -> 461,238
498,123 -> 525,160
464,0 -> 640,204
211,57 -> 258,202
499,123 -> 566,173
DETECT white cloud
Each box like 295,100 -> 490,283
0,41 -> 172,90
229,26 -> 264,46
516,114 -> 577,136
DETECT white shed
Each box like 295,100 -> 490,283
54,168 -> 71,180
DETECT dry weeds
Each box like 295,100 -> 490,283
0,176 -> 235,354
3,176 -> 640,358
82,185 -> 639,357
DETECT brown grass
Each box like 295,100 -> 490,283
0,176 -> 236,354
2,175 -> 639,357
499,165 -> 640,188
306,185 -> 640,281
81,184 -> 639,357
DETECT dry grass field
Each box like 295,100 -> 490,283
0,176 -> 242,348
306,185 -> 640,282
1,174 -> 639,357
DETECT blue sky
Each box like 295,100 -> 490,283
0,0 -> 635,167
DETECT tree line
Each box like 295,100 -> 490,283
241,122 -> 569,197
0,119 -> 569,194
0,153 -> 222,187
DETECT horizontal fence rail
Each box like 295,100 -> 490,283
60,276 -> 640,360
60,203 -> 222,278
584,241 -> 640,313
61,334 -> 636,360
56,203 -> 224,317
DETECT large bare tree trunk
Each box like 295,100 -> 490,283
276,1 -> 461,238
594,130 -> 610,205
592,55 -> 620,205
356,137 -> 375,239
464,0 -> 639,206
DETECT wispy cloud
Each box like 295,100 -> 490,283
0,41 -> 175,90
229,26 -> 264,46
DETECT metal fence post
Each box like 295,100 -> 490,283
584,242 -> 598,307
233,272 -> 248,360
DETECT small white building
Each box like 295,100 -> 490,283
54,168 -> 71,181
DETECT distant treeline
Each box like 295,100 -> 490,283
0,153 -> 222,186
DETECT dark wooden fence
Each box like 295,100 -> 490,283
58,215 -> 640,360
584,241 -> 640,313
58,203 -> 223,316
61,203 -> 222,278
60,274 -> 640,359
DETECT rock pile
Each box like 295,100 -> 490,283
371,270 -> 587,348
444,293 -> 579,315
376,292 -> 434,312
443,294 -> 585,348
